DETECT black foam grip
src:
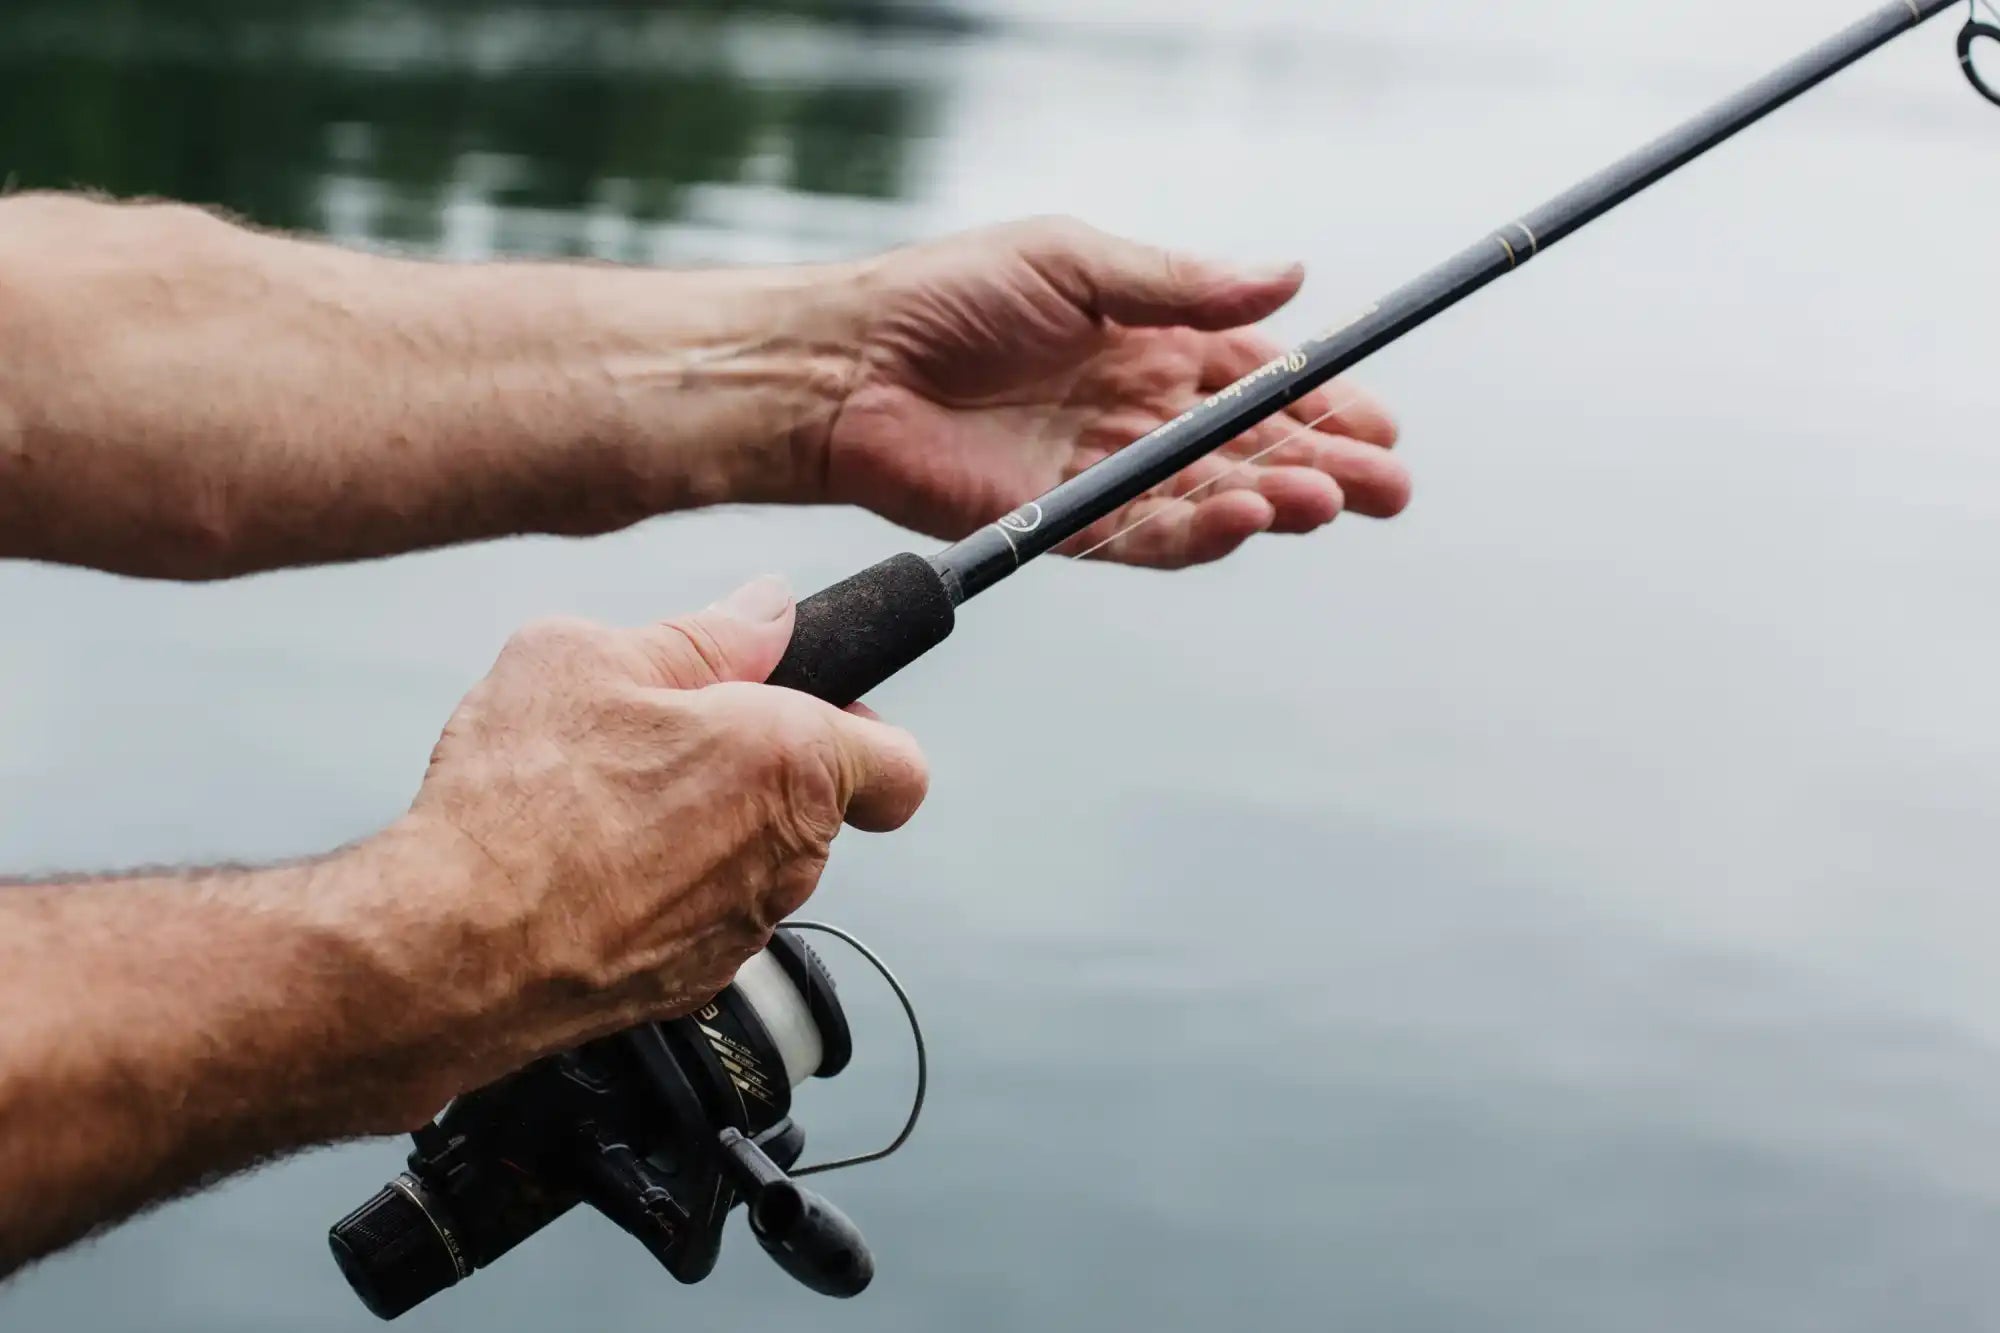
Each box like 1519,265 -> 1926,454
766,553 -> 955,707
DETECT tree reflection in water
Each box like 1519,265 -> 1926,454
0,0 -> 963,259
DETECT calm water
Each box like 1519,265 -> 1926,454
3,2 -> 1999,1329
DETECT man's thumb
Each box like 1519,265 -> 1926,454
1033,220 -> 1305,331
638,575 -> 797,689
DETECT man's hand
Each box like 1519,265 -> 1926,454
0,578 -> 927,1270
0,197 -> 1406,580
814,217 -> 1407,569
369,575 -> 928,1125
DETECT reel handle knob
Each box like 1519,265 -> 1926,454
718,1128 -> 875,1297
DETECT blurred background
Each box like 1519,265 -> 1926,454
2,0 -> 1998,1329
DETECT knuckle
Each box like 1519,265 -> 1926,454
508,615 -> 602,657
1017,212 -> 1089,253
783,728 -> 847,814
767,857 -> 829,922
654,617 -> 734,684
698,680 -> 791,740
699,690 -> 847,832
708,885 -> 784,967
772,725 -> 849,845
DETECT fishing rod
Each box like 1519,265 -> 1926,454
769,0 -> 1998,708
321,4 -> 1992,1319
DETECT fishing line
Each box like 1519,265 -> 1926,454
1068,389 -> 1370,562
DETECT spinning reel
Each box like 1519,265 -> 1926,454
327,924 -> 924,1321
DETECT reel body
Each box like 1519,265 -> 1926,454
327,929 -> 875,1320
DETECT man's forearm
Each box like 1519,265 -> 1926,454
0,194 -> 864,579
0,825 -> 492,1275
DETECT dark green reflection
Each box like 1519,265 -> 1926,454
0,0 -> 954,256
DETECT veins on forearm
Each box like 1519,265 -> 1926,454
0,192 -> 868,579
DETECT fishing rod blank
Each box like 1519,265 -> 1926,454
767,0 -> 1985,709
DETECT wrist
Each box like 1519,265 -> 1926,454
533,257 -> 876,514
297,818 -> 525,1135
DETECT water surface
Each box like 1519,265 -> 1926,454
3,2 -> 1999,1329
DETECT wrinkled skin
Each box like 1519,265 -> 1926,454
0,208 -> 1416,1276
390,576 -> 928,1118
820,217 -> 1407,569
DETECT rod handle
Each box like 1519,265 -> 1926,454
766,554 -> 956,708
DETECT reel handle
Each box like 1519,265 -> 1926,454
718,1128 -> 875,1298
765,553 -> 956,708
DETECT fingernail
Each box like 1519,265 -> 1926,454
710,574 -> 792,623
